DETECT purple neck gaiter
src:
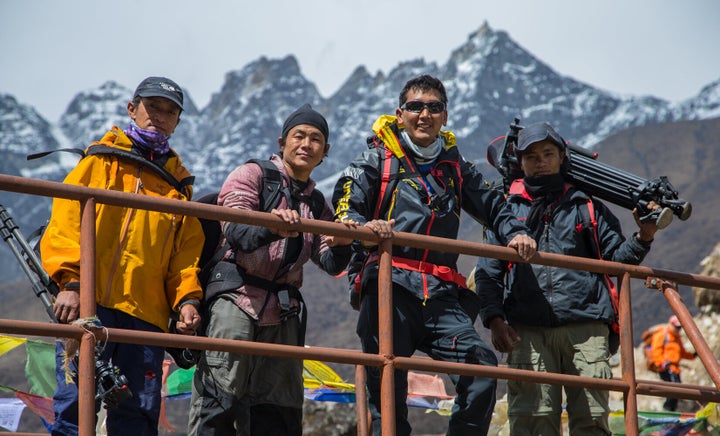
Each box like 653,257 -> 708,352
124,122 -> 171,156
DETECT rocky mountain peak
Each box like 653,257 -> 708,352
1,22 -> 719,279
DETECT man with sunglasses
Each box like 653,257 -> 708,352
332,74 -> 536,435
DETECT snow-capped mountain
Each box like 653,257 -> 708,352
0,22 -> 718,280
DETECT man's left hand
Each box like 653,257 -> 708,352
325,218 -> 358,247
507,234 -> 537,261
176,304 -> 201,335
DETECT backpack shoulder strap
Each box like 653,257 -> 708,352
248,158 -> 327,219
582,197 -> 620,330
89,145 -> 195,194
27,148 -> 85,161
367,137 -> 402,220
375,146 -> 397,219
582,197 -> 601,258
28,145 -> 195,198
247,158 -> 284,213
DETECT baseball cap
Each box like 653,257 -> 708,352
669,315 -> 681,328
133,76 -> 184,110
516,122 -> 566,154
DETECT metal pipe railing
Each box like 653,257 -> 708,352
648,277 -> 720,388
2,173 -> 720,436
619,273 -> 639,436
78,197 -> 97,434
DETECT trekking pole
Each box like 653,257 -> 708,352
0,204 -> 58,323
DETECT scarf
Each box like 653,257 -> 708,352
401,130 -> 443,165
124,122 -> 171,156
523,173 -> 566,229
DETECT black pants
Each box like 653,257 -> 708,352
659,370 -> 682,411
357,288 -> 498,436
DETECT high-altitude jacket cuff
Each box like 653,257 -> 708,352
633,232 -> 653,247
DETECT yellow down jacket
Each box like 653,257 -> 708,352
40,127 -> 204,331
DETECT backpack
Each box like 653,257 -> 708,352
577,196 -> 621,355
641,324 -> 668,372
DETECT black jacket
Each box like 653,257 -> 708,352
332,115 -> 529,301
474,179 -> 652,327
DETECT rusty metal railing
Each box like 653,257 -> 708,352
2,173 -> 720,436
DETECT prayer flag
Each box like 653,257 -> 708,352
24,340 -> 57,397
0,397 -> 26,432
0,335 -> 26,356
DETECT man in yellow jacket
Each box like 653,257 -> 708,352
650,315 -> 697,411
41,76 -> 203,435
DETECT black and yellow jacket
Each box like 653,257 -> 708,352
332,115 -> 528,301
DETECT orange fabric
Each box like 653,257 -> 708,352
649,325 -> 695,374
407,372 -> 453,399
159,359 -> 175,432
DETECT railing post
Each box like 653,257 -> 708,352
618,273 -> 639,436
649,277 -> 720,390
378,239 -> 395,436
78,198 -> 97,435
355,365 -> 370,436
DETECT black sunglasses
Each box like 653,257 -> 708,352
401,100 -> 446,114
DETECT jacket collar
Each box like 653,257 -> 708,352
91,126 -> 192,187
371,115 -> 457,160
509,178 -> 578,202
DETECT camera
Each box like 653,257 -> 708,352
94,350 -> 133,409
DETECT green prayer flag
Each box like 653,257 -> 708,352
165,367 -> 195,396
24,340 -> 57,398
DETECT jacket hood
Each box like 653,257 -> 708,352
371,115 -> 457,160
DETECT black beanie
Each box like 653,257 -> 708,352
281,104 -> 330,142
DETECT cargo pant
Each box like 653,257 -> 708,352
507,321 -> 612,436
188,295 -> 304,436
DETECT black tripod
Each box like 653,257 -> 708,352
0,204 -> 58,322
0,204 -> 132,407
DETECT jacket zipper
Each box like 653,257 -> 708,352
103,169 -> 141,306
543,220 -> 553,306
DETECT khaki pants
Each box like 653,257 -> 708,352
187,295 -> 303,436
507,321 -> 612,436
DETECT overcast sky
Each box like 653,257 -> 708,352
2,0 -> 719,122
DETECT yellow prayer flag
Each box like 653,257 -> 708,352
0,335 -> 26,356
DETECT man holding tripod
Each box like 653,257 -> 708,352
472,121 -> 661,435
